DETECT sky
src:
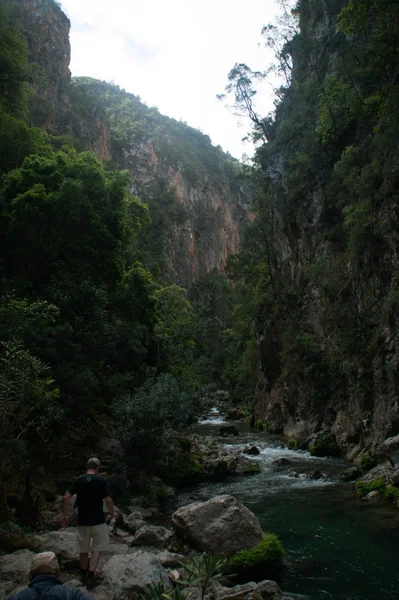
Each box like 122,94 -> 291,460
59,0 -> 280,160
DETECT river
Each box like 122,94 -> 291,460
174,408 -> 399,600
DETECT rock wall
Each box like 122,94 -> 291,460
125,137 -> 248,283
254,0 -> 399,458
13,0 -> 111,160
72,78 -> 252,285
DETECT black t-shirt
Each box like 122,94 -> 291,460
68,474 -> 111,526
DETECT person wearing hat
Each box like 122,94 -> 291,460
6,551 -> 92,599
62,457 -> 117,589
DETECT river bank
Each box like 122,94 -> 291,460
175,408 -> 399,600
1,406 -> 399,599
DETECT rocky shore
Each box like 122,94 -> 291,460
0,495 -> 287,600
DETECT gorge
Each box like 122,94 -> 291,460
0,0 -> 399,598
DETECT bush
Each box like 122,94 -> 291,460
114,372 -> 198,473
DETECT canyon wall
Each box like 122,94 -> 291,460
13,0 -> 250,284
254,0 -> 399,458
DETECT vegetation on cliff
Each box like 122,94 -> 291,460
219,0 -> 399,448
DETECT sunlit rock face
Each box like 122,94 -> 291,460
14,0 -> 111,160
68,77 -> 253,285
253,0 -> 399,457
124,137 -> 249,283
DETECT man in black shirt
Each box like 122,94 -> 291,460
62,458 -> 117,589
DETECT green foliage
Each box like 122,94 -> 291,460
180,553 -> 229,600
153,285 -> 196,377
140,580 -> 170,600
228,535 -> 285,572
217,0 -> 399,429
0,339 -> 62,503
0,3 -> 29,118
253,419 -> 268,432
355,478 -> 399,503
317,77 -> 358,143
309,432 -> 341,457
287,437 -> 298,450
360,453 -> 378,471
114,372 -> 198,473
355,478 -> 386,498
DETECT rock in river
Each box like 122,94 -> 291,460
171,494 -> 264,555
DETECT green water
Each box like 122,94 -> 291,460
176,416 -> 399,599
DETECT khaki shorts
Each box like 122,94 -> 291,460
76,523 -> 109,553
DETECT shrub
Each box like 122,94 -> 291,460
114,372 -> 198,473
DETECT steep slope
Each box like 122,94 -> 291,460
10,0 -> 251,284
71,78 -> 251,284
251,0 -> 399,458
11,0 -> 111,159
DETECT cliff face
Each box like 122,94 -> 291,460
254,0 -> 399,458
10,0 -> 249,283
72,79 -> 251,284
123,136 -> 247,283
13,0 -> 111,160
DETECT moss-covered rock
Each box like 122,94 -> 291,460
309,432 -> 340,457
355,478 -> 399,502
227,534 -> 285,577
253,419 -> 268,432
360,453 -> 378,472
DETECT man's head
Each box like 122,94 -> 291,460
30,551 -> 60,579
86,457 -> 100,472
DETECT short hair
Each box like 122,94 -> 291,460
86,457 -> 100,470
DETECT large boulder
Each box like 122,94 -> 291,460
124,511 -> 146,533
243,446 -> 260,456
381,434 -> 399,465
0,549 -> 34,586
171,495 -> 263,555
32,529 -> 78,567
340,467 -> 362,482
0,523 -> 34,553
130,525 -> 174,548
357,460 -> 393,484
102,550 -> 172,597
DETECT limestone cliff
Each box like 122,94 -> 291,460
253,0 -> 399,458
11,0 -> 111,160
72,78 -> 251,284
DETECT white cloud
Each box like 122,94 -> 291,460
60,0 -> 280,159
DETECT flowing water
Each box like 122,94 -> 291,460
175,409 -> 399,600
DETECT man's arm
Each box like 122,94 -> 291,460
61,491 -> 72,528
104,496 -> 118,520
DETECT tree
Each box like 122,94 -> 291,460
0,339 -> 62,514
153,284 -> 196,375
